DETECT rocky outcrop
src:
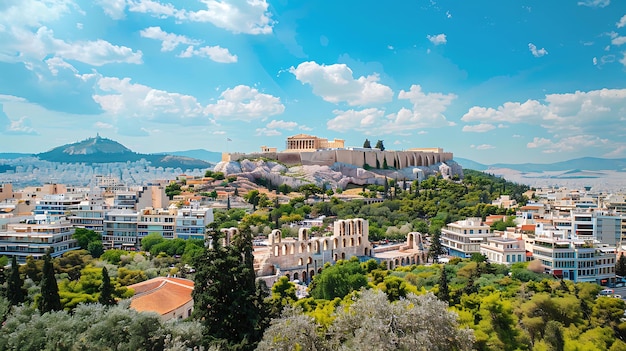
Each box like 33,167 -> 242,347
212,159 -> 463,190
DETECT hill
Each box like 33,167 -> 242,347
455,156 -> 626,173
167,149 -> 222,163
36,136 -> 212,170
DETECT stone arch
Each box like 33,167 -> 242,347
274,245 -> 280,257
349,238 -> 354,247
333,253 -> 338,261
307,257 -> 313,264
299,228 -> 309,241
333,238 -> 338,249
395,258 -> 399,266
323,240 -> 328,251
290,244 -> 295,255
285,273 -> 291,280
281,244 -> 287,256
298,258 -> 303,265
357,237 -> 362,246
302,271 -> 307,283
310,270 -> 315,281
317,268 -> 322,274
341,252 -> 346,260
293,272 -> 299,281
307,243 -> 312,253
269,229 -> 282,245
299,243 -> 305,253
342,238 -> 346,248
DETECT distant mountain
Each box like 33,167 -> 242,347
453,158 -> 488,171
36,136 -> 212,170
454,156 -> 626,173
0,153 -> 33,159
167,149 -> 222,163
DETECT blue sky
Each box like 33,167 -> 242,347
0,0 -> 625,164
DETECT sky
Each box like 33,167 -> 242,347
0,0 -> 625,165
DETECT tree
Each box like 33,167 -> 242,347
544,321 -> 565,351
374,139 -> 385,151
437,264 -> 449,303
87,241 -> 104,258
98,267 -> 116,306
72,228 -> 100,250
39,251 -> 62,313
616,255 -> 626,277
193,225 -> 267,350
141,233 -> 165,252
429,230 -> 445,263
244,189 -> 260,210
165,182 -> 182,199
363,139 -> 371,148
309,258 -> 368,300
7,256 -> 25,305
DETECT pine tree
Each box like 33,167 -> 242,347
99,267 -> 116,306
429,231 -> 445,263
39,251 -> 62,313
193,224 -> 267,350
375,139 -> 385,151
437,265 -> 449,303
363,139 -> 371,148
7,256 -> 25,305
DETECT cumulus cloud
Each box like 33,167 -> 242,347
178,45 -> 237,63
266,120 -> 298,130
327,108 -> 386,133
528,43 -> 548,57
577,0 -> 610,7
2,26 -> 142,66
612,36 -> 626,46
604,145 -> 626,158
462,123 -> 496,133
128,0 -> 274,35
289,61 -> 393,106
140,26 -> 201,51
427,33 -> 447,45
618,15 -> 626,28
204,85 -> 284,120
463,88 -> 626,153
93,76 -> 205,121
45,57 -> 77,76
0,0 -> 73,28
327,85 -> 456,134
96,0 -> 127,19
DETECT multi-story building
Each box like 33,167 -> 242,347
440,218 -> 494,258
33,194 -> 83,216
175,205 -> 213,240
137,207 -> 177,240
480,236 -> 527,265
0,214 -> 79,262
69,194 -> 107,233
102,210 -> 139,249
531,223 -> 616,283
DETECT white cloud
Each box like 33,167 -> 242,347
93,76 -> 205,120
94,121 -> 115,129
464,88 -> 626,153
0,0 -> 73,28
612,36 -> 626,46
255,128 -> 281,136
128,0 -> 274,35
593,57 -> 598,65
96,0 -> 127,19
446,11 -> 452,18
178,45 -> 237,63
289,61 -> 393,106
604,145 -> 626,158
76,23 -> 83,30
471,144 -> 495,150
45,57 -> 77,76
7,116 -> 38,135
326,108 -> 386,133
327,85 -> 456,134
577,0 -> 610,7
427,33 -> 447,45
204,85 -> 284,120
462,123 -> 496,133
2,26 -> 142,67
266,120 -> 298,130
618,15 -> 626,28
140,27 -> 201,51
528,43 -> 548,57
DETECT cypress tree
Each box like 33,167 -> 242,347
7,256 -> 25,305
193,225 -> 267,350
437,265 -> 449,303
616,254 -> 626,277
99,267 -> 116,306
39,251 -> 62,313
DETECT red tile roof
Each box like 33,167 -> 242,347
129,277 -> 194,316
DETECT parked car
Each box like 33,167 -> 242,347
599,288 -> 615,296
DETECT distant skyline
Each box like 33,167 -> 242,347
0,0 -> 625,164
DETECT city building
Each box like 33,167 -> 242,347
440,218 -> 494,258
102,210 -> 139,250
175,205 -> 213,240
480,236 -> 527,265
0,214 -> 79,262
33,194 -> 83,216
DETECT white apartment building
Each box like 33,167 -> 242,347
176,205 -> 213,240
69,195 -> 107,233
33,194 -> 83,216
138,207 -> 177,240
531,223 -> 616,283
0,214 -> 79,263
440,218 -> 494,258
480,236 -> 527,265
102,210 -> 139,249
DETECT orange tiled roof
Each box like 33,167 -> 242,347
521,224 -> 536,232
129,277 -> 194,316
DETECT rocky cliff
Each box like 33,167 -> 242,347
213,158 -> 463,190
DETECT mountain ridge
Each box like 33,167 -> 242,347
454,157 -> 626,173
